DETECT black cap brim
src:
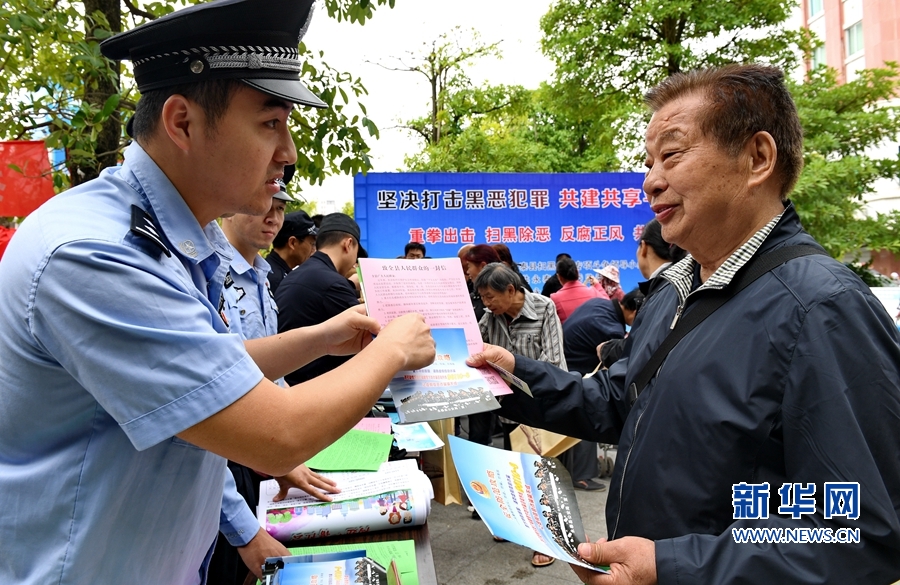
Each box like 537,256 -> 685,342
243,78 -> 326,108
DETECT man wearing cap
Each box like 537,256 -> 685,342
276,213 -> 364,387
0,2 -> 435,584
266,209 -> 318,293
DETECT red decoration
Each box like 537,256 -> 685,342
0,141 -> 55,217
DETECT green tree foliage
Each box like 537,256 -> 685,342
399,27 -> 617,173
376,26 -> 501,147
540,0 -> 813,166
0,0 -> 392,191
790,65 -> 900,259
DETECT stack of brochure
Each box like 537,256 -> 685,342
258,459 -> 433,543
261,550 -> 401,585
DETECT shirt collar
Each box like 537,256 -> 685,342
228,247 -> 272,280
662,209 -> 786,305
122,142 -> 232,266
516,290 -> 540,322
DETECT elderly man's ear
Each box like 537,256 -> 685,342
746,131 -> 778,190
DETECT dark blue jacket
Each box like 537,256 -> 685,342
562,298 -> 625,375
500,205 -> 900,583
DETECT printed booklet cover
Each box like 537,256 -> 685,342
261,550 -> 392,585
258,460 -> 432,543
388,328 -> 500,423
448,436 -> 607,572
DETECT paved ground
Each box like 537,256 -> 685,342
427,480 -> 609,585
426,422 -> 613,585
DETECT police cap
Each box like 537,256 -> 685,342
100,0 -> 326,108
273,164 -> 295,202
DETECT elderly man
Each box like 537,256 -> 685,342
470,64 -> 900,584
0,1 -> 434,583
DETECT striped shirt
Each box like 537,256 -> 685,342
662,211 -> 785,309
479,290 -> 567,371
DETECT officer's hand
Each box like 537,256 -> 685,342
273,464 -> 340,503
570,537 -> 657,585
319,305 -> 382,356
466,344 -> 515,374
237,528 -> 290,579
374,313 -> 435,371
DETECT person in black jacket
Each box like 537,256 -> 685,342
276,213 -> 363,386
564,289 -> 643,375
265,209 -> 318,294
469,64 -> 900,584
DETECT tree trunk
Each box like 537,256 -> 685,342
75,0 -> 121,186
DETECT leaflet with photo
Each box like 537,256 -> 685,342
258,459 -> 433,543
391,421 -> 444,452
388,328 -> 499,423
260,550 -> 394,585
448,436 -> 607,573
358,257 -> 511,397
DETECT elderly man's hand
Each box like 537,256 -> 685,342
570,537 -> 657,585
273,464 -> 340,503
466,344 -> 515,373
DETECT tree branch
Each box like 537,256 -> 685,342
14,120 -> 55,140
123,0 -> 155,21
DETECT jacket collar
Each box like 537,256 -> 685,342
662,202 -> 791,304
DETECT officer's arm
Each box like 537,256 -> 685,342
246,286 -> 362,382
177,311 -> 434,476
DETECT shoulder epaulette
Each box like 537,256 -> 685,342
130,205 -> 171,258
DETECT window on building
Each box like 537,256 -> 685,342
809,0 -> 823,17
845,21 -> 864,58
811,45 -> 827,69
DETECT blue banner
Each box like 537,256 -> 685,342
354,172 -> 654,294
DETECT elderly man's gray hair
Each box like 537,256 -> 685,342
474,262 -> 521,293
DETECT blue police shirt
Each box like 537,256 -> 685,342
219,249 -> 282,546
0,142 -> 264,584
224,250 -> 279,341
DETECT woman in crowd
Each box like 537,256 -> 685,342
588,265 -> 624,301
550,257 -> 606,325
474,262 -> 566,568
464,244 -> 502,322
491,243 -> 533,292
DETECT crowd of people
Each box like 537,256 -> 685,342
0,1 -> 898,584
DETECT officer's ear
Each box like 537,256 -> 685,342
161,94 -> 199,152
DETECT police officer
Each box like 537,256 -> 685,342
216,176 -> 339,583
266,210 -> 319,293
0,1 -> 434,583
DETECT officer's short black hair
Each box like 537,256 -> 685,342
316,230 -> 355,250
131,79 -> 243,141
404,242 -> 426,256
